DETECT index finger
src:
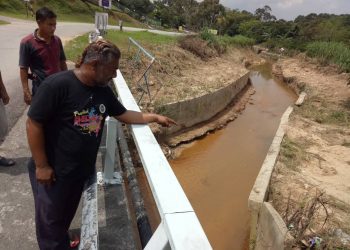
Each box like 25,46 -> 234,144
168,118 -> 178,126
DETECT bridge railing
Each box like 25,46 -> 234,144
112,69 -> 212,249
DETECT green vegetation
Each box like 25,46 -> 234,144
200,29 -> 226,54
65,30 -> 177,63
297,97 -> 350,126
198,30 -> 254,55
280,136 -> 308,171
0,0 -> 26,18
0,20 -> 9,25
0,0 -> 145,27
3,0 -> 350,71
107,30 -> 177,47
306,42 -> 350,72
221,35 -> 255,47
150,0 -> 350,71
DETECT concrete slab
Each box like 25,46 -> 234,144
0,108 -> 37,250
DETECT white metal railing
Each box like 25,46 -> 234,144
127,37 -> 156,104
111,69 -> 212,249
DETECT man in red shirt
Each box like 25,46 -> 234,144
19,7 -> 67,105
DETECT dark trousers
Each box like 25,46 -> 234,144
28,161 -> 85,250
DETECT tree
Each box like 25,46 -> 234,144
254,5 -> 276,22
239,19 -> 266,42
119,0 -> 154,16
221,9 -> 254,36
194,0 -> 225,29
152,0 -> 198,28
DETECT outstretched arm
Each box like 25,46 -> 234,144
115,110 -> 177,127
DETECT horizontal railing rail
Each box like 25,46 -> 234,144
113,69 -> 212,249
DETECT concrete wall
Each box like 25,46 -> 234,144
158,72 -> 250,135
255,202 -> 292,250
248,92 -> 306,250
248,106 -> 293,249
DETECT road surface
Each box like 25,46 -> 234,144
0,16 -> 95,130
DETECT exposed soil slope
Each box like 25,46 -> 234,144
270,56 -> 350,248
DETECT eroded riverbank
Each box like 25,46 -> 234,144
137,62 -> 296,249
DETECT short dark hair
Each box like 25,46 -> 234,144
36,7 -> 56,22
76,39 -> 121,68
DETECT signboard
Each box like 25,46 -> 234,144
99,0 -> 111,9
95,12 -> 108,36
208,29 -> 218,35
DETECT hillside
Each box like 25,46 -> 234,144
0,0 -> 145,27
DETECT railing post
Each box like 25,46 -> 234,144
97,116 -> 122,185
144,224 -> 170,250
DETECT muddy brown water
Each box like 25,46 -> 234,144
137,63 -> 297,249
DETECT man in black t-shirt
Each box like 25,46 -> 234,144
26,40 -> 176,250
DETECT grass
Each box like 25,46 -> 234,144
219,35 -> 255,47
0,0 -> 145,27
279,136 -> 308,171
0,20 -> 9,25
296,98 -> 350,126
306,41 -> 350,72
65,30 -> 178,63
199,29 -> 255,56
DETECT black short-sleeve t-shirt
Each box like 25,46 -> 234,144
28,70 -> 126,179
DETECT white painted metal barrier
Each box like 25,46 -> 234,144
112,69 -> 212,249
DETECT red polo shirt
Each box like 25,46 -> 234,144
19,29 -> 66,84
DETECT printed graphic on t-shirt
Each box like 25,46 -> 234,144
73,105 -> 105,137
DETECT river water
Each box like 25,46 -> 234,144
169,63 -> 297,249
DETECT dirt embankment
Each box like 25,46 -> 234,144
270,56 -> 350,249
121,39 -> 350,248
120,44 -> 263,149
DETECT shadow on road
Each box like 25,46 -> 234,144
0,156 -> 29,176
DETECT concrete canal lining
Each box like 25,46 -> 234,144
157,71 -> 250,135
248,92 -> 307,250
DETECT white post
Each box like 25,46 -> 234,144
144,224 -> 170,250
97,116 -> 122,185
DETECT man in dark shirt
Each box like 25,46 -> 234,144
19,7 -> 67,105
26,39 -> 176,249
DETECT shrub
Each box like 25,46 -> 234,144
220,35 -> 255,47
306,41 -> 350,72
200,28 -> 227,55
178,35 -> 216,60
264,38 -> 307,52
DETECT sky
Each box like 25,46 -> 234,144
219,0 -> 350,21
